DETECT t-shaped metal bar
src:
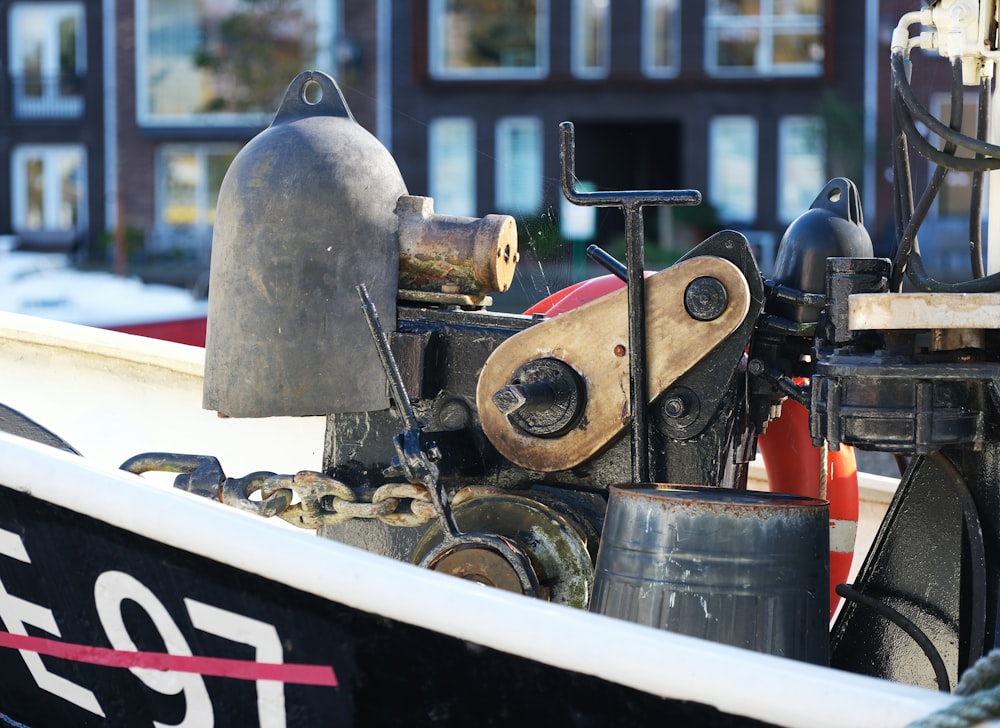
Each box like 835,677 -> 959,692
559,121 -> 701,484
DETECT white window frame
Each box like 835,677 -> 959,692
708,116 -> 757,224
134,0 -> 336,127
154,143 -> 239,255
778,115 -> 826,224
429,117 -> 477,217
642,0 -> 680,78
495,117 -> 543,214
10,144 -> 87,233
572,0 -> 610,79
8,2 -> 86,118
429,0 -> 549,80
704,0 -> 823,78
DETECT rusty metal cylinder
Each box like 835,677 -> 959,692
591,485 -> 829,665
203,71 -> 407,417
396,195 -> 519,296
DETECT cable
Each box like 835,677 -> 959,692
969,76 -> 989,279
892,52 -> 1000,159
892,55 -> 1000,292
836,583 -> 951,692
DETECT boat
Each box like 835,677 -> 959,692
0,5 -> 998,725
0,314 -> 950,727
0,247 -> 208,346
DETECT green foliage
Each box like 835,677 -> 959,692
193,0 -> 317,114
447,0 -> 537,68
98,226 -> 145,258
815,89 -> 864,182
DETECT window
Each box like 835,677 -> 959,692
705,0 -> 823,77
11,145 -> 86,233
709,116 -> 757,223
155,144 -> 239,255
8,3 -> 85,118
778,116 -> 825,223
136,0 -> 335,126
572,0 -> 609,78
933,94 -> 985,218
643,0 -> 680,77
495,117 -> 543,214
430,0 -> 548,80
429,118 -> 477,217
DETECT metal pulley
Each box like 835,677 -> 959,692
203,70 -> 407,417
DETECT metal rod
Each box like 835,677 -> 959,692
560,121 -> 701,484
356,283 -> 418,430
586,244 -> 628,282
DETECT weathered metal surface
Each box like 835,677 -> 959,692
591,484 -> 830,665
414,491 -> 596,608
203,70 -> 407,417
396,195 -> 518,297
560,120 -> 702,484
476,255 -> 751,473
849,292 -> 1000,330
830,453 -> 971,690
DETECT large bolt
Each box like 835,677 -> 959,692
662,395 -> 688,419
492,382 -> 556,416
491,358 -> 585,438
684,276 -> 728,321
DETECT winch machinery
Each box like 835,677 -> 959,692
127,1 -> 1000,690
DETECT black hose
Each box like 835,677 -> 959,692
836,583 -> 951,692
891,59 -> 960,287
893,57 -> 1000,292
892,52 -> 1000,159
891,89 -> 917,291
970,76 -> 989,279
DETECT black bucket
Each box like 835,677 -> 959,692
590,485 -> 829,665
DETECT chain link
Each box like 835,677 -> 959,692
120,453 -> 498,531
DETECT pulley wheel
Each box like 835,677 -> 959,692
413,493 -> 595,608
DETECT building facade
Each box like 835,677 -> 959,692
0,0 -> 106,254
388,0 -> 871,273
3,1 -> 962,281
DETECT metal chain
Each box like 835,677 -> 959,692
118,452 -> 466,530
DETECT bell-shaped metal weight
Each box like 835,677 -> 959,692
770,178 -> 873,324
203,71 -> 407,417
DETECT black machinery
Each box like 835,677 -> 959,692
126,1 -> 1000,695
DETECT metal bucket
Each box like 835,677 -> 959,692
591,485 -> 829,665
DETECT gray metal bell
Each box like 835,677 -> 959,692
203,70 -> 407,417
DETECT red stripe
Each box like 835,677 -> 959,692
0,631 -> 337,687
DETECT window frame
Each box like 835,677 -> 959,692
428,0 -> 549,81
8,2 -> 86,119
153,143 -> 240,254
494,116 -> 543,215
10,144 -> 87,233
428,117 -> 477,218
641,0 -> 680,78
708,115 -> 758,224
777,115 -> 826,224
134,0 -> 336,128
572,0 -> 610,79
704,0 -> 824,78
